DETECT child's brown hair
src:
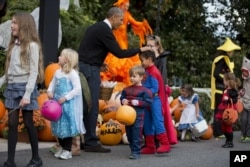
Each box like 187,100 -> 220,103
180,84 -> 194,98
224,72 -> 241,90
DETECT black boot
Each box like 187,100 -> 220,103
222,142 -> 233,148
222,133 -> 234,148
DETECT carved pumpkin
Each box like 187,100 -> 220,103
0,99 -> 6,120
200,125 -> 213,140
101,105 -> 118,122
99,119 -> 122,145
116,105 -> 136,126
44,63 -> 60,88
114,120 -> 126,134
222,107 -> 238,125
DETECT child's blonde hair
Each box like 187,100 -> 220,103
61,48 -> 79,73
5,12 -> 44,83
129,65 -> 145,77
146,35 -> 164,53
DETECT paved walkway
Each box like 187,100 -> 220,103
0,131 -> 249,167
0,137 -> 55,153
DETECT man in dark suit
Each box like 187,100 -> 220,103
78,6 -> 151,153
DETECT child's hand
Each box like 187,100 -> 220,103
19,98 -> 30,107
122,99 -> 129,105
47,91 -> 53,99
131,100 -> 139,106
238,88 -> 245,97
58,97 -> 67,104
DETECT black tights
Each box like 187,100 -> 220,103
213,93 -> 223,137
58,137 -> 73,151
7,109 -> 40,163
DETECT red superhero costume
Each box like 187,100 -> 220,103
146,66 -> 178,145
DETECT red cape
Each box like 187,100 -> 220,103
147,65 -> 178,145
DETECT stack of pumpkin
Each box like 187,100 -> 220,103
97,90 -> 128,146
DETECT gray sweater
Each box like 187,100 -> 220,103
242,79 -> 250,110
0,42 -> 39,100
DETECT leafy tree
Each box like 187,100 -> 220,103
139,0 -> 218,87
0,0 -> 246,88
207,0 -> 248,83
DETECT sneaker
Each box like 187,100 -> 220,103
129,154 -> 140,160
84,144 -> 111,153
240,136 -> 245,143
242,137 -> 250,143
54,147 -> 63,158
218,135 -> 225,139
60,150 -> 72,160
50,144 -> 60,154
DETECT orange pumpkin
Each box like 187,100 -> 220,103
99,119 -> 122,145
36,91 -> 56,141
114,120 -> 126,134
0,112 -> 7,138
37,90 -> 49,107
170,98 -> 184,122
101,105 -> 118,122
0,99 -> 6,120
116,105 -> 136,126
44,63 -> 60,88
222,106 -> 238,125
38,119 -> 56,142
200,125 -> 213,140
